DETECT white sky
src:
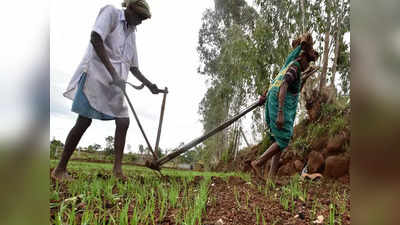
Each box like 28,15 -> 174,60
50,0 -> 226,153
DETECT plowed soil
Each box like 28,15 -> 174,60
50,164 -> 350,225
203,175 -> 350,225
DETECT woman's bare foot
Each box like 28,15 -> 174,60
250,161 -> 264,180
51,169 -> 73,181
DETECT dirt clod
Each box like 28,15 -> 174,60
307,151 -> 324,173
324,155 -> 350,178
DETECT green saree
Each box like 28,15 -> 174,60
265,46 -> 302,150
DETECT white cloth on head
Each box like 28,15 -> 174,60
64,5 -> 139,118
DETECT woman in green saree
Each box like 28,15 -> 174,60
251,33 -> 319,179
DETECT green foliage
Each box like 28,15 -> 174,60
321,103 -> 338,118
233,186 -> 241,208
310,199 -> 320,220
198,0 -> 266,162
320,101 -> 349,136
292,136 -> 310,152
329,203 -> 336,225
328,117 -> 347,136
291,97 -> 349,154
124,153 -> 137,162
104,136 -> 114,155
138,144 -> 144,154
86,143 -> 101,153
279,175 -> 307,213
221,147 -> 231,163
49,161 -> 217,225
307,122 -> 328,141
180,149 -> 198,164
50,138 -> 64,159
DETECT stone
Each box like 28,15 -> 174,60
324,155 -> 350,178
280,151 -> 295,165
311,136 -> 328,151
294,160 -> 304,172
307,151 -> 324,173
321,148 -> 329,158
326,133 -> 346,154
277,162 -> 297,177
216,218 -> 224,225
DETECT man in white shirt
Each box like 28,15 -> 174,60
52,0 -> 161,180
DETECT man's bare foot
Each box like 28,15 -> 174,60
51,169 -> 73,181
250,161 -> 264,180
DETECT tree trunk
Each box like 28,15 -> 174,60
233,127 -> 240,160
330,20 -> 340,89
230,124 -> 238,158
300,0 -> 305,33
240,127 -> 250,148
319,23 -> 330,93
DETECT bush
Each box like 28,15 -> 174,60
104,155 -> 115,162
292,137 -> 310,151
328,117 -> 347,136
50,145 -> 56,159
307,123 -> 328,141
124,154 -> 138,163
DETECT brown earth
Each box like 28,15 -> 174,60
203,176 -> 350,225
206,91 -> 352,224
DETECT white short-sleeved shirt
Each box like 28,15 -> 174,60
63,5 -> 138,118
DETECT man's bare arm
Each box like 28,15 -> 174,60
130,66 -> 153,87
90,31 -> 119,81
130,67 -> 163,94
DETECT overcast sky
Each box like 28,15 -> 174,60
50,0 -> 254,153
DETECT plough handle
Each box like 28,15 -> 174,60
122,89 -> 158,160
153,100 -> 262,168
154,88 -> 168,158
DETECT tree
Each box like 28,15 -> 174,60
181,150 -> 197,164
138,144 -> 144,155
254,0 -> 350,121
93,144 -> 101,151
198,0 -> 260,164
50,137 -> 64,159
86,143 -> 101,153
86,145 -> 94,153
197,0 -> 350,163
104,136 -> 114,155
155,147 -> 163,158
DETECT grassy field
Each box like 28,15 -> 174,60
50,160 -> 349,225
50,160 -> 249,225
